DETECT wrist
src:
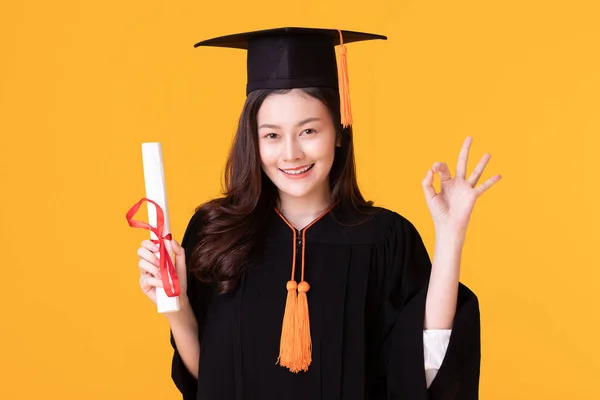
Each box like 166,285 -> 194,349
178,294 -> 191,309
435,226 -> 466,244
163,296 -> 192,321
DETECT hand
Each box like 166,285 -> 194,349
137,239 -> 188,306
421,136 -> 502,234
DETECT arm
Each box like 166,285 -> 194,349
424,229 -> 465,330
166,298 -> 200,379
422,228 -> 465,387
421,136 -> 500,330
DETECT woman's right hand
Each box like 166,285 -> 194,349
137,239 -> 188,307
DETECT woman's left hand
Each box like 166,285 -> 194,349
422,136 -> 502,235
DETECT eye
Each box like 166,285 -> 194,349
302,128 -> 317,135
264,133 -> 279,139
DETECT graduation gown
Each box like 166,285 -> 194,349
170,204 -> 481,399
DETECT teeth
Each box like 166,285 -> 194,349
282,164 -> 313,175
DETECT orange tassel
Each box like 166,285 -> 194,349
274,205 -> 336,373
277,280 -> 298,368
293,281 -> 312,372
337,29 -> 352,128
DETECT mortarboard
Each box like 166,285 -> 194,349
194,27 -> 387,128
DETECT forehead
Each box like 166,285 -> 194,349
257,90 -> 329,123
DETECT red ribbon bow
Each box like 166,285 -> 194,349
126,198 -> 180,297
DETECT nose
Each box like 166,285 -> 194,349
282,135 -> 303,162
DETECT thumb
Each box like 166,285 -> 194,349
171,239 -> 186,269
422,168 -> 437,201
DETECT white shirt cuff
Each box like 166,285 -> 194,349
423,329 -> 452,388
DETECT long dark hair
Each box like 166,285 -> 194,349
190,87 -> 373,294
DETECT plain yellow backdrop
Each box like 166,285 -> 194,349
1,0 -> 598,398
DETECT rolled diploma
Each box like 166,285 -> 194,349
141,142 -> 180,313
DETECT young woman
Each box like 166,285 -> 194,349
136,28 -> 501,399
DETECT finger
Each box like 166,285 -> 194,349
138,258 -> 160,278
141,274 -> 164,289
432,162 -> 452,182
137,246 -> 159,266
467,153 -> 491,187
141,240 -> 159,252
474,174 -> 502,197
421,168 -> 438,200
456,136 -> 472,180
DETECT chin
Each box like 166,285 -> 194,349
278,185 -> 316,199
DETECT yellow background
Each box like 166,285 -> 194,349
1,0 -> 598,398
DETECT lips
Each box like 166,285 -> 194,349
279,164 -> 315,175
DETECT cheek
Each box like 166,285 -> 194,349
309,137 -> 336,163
258,142 -> 278,168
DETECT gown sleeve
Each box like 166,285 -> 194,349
376,212 -> 481,400
169,211 -> 212,400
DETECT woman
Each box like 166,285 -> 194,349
136,27 -> 500,399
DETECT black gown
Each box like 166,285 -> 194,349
170,203 -> 481,400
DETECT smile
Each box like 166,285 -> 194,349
279,164 -> 315,175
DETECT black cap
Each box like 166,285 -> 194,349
193,27 -> 387,95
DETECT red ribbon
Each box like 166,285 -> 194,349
126,198 -> 180,297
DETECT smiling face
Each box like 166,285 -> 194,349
257,89 -> 339,205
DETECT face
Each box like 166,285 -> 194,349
257,89 -> 339,203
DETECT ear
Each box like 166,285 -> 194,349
335,131 -> 343,147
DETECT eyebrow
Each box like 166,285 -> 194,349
258,117 -> 321,130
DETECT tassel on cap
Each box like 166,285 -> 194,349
337,29 -> 353,128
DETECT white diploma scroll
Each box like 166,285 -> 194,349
141,142 -> 180,313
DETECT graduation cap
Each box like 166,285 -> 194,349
194,27 -> 387,128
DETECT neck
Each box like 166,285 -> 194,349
276,188 -> 332,231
